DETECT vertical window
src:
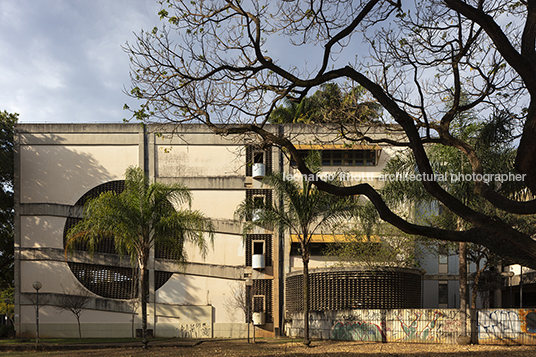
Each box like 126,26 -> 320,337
253,195 -> 264,206
331,151 -> 343,166
438,281 -> 448,306
438,246 -> 448,274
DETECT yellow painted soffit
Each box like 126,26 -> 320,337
290,234 -> 380,243
293,144 -> 381,150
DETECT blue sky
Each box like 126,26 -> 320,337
0,0 -> 162,123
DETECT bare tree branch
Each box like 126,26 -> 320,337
125,0 -> 536,268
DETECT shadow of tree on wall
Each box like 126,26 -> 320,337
19,133 -> 116,205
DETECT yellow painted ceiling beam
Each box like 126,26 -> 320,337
293,144 -> 381,150
290,234 -> 380,243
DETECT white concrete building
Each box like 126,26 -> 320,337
14,123 -> 451,339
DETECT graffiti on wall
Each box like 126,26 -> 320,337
178,323 -> 211,338
293,308 -> 536,345
331,320 -> 386,342
478,310 -> 520,340
478,309 -> 536,343
329,309 -> 463,343
394,310 -> 443,342
519,310 -> 536,334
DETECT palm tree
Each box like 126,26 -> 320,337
66,166 -> 214,349
236,153 -> 350,345
268,83 -> 381,124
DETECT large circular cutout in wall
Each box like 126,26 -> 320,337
63,180 -> 173,299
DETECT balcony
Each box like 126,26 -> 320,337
252,163 -> 265,179
252,254 -> 265,269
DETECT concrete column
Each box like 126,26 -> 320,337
13,127 -> 21,337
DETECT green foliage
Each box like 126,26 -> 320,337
0,111 -> 17,290
0,287 -> 14,325
325,201 -> 420,268
382,109 -> 525,218
66,166 -> 214,264
381,107 -> 534,304
268,83 -> 381,124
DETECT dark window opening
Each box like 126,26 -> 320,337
438,283 -> 449,304
245,234 -> 272,267
246,146 -> 272,176
253,152 -> 264,164
291,149 -> 377,167
253,195 -> 265,207
290,242 -> 333,256
253,241 -> 264,255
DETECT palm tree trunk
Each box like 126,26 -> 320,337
302,257 -> 310,346
140,260 -> 148,349
301,236 -> 310,346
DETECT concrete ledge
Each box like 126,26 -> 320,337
18,205 -> 241,236
19,133 -> 140,145
212,219 -> 241,235
19,203 -> 83,218
18,292 -> 134,313
20,248 -> 131,268
156,260 -> 244,280
15,123 -> 142,134
158,176 -> 246,190
20,247 -> 245,280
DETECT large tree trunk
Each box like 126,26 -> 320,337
471,269 -> 482,310
300,233 -> 311,346
459,241 -> 468,335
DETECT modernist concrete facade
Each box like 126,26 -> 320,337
14,123 -> 410,339
15,122 -> 525,339
14,124 -> 271,338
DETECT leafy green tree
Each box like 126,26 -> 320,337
466,245 -> 503,309
66,167 -> 214,349
382,110 -> 536,309
0,111 -> 17,291
0,287 -> 14,325
236,152 -> 350,345
326,201 -> 420,268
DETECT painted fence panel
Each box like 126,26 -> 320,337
286,309 -> 466,344
286,308 -> 536,345
478,309 -> 536,345
388,309 -> 463,343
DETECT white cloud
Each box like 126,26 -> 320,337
0,0 -> 162,123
